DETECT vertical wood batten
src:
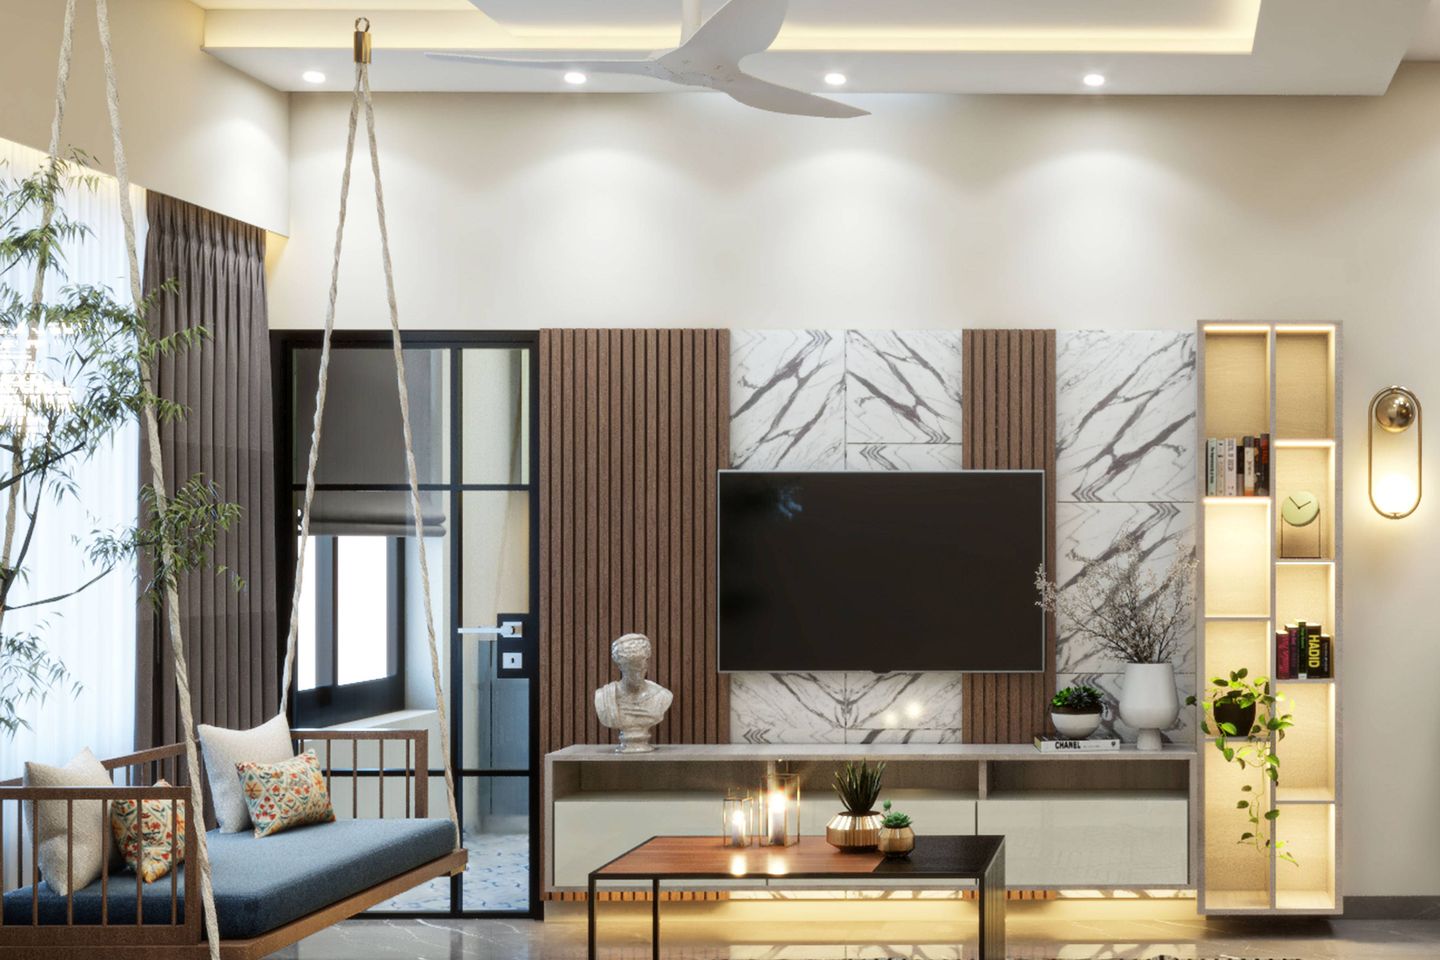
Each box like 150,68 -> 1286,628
538,329 -> 731,898
962,330 -> 1057,744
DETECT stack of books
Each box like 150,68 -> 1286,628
1276,621 -> 1333,679
1204,435 -> 1270,496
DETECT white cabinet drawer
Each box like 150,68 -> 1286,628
976,794 -> 1188,886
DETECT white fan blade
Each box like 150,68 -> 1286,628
664,0 -> 788,68
425,52 -> 659,77
721,73 -> 868,119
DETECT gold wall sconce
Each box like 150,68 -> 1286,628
1369,385 -> 1422,518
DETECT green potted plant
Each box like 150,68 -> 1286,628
877,799 -> 914,859
826,760 -> 885,852
1050,685 -> 1105,738
1188,668 -> 1298,866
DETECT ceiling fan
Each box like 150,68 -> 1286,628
429,0 -> 868,119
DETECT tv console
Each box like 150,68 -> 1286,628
545,743 -> 1196,896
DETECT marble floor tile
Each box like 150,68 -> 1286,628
1055,331 -> 1196,504
378,832 -> 529,913
845,331 -> 964,445
731,330 -> 846,470
269,906 -> 1440,959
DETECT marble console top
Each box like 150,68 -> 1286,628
547,743 -> 1196,762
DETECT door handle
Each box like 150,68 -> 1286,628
457,620 -> 523,640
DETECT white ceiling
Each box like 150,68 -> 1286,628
199,0 -> 1436,96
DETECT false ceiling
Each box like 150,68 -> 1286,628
199,0 -> 1433,96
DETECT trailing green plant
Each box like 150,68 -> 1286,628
1187,668 -> 1297,866
832,760 -> 885,815
880,799 -> 911,830
1050,685 -> 1104,711
0,152 -> 241,736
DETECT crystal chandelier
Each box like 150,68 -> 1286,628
0,332 -> 72,432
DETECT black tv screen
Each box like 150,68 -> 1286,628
718,471 -> 1045,673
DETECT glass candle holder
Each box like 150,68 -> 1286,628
758,772 -> 800,847
722,792 -> 755,848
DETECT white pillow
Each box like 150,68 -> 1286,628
197,714 -> 294,833
24,747 -> 118,896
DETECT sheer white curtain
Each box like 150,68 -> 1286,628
0,136 -> 144,779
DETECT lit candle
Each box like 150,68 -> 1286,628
730,808 -> 747,848
768,790 -> 787,845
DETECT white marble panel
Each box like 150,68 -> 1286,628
1055,671 -> 1197,747
1053,501 -> 1196,676
844,443 -> 963,471
730,329 -> 845,470
845,331 -> 963,444
846,671 -> 964,730
728,672 -> 848,744
1056,331 -> 1196,503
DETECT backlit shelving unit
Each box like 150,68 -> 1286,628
1196,321 -> 1341,916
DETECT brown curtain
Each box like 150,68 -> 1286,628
135,192 -> 277,749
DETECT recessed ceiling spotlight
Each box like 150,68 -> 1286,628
1083,73 -> 1106,88
564,71 -> 588,86
824,72 -> 847,87
302,70 -> 326,85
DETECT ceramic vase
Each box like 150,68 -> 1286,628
1049,708 -> 1103,739
1118,662 -> 1178,751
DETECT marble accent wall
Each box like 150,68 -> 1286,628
1053,330 -> 1198,744
727,328 -> 1197,746
728,330 -> 966,743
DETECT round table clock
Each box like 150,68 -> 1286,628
1280,490 -> 1322,557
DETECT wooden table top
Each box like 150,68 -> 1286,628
593,835 -> 1004,880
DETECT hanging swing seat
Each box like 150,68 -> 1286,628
0,728 -> 466,958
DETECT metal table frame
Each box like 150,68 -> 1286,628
587,834 -> 1006,960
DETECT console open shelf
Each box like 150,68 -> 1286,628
544,743 -> 1195,895
1195,321 -> 1342,917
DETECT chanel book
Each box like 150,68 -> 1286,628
1033,736 -> 1121,753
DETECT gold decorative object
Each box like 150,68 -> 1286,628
825,810 -> 883,851
758,769 -> 799,847
722,792 -> 755,849
1369,385 -> 1422,519
878,824 -> 915,858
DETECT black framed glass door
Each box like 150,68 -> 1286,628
274,330 -> 540,918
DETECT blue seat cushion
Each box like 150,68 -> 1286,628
2,818 -> 455,938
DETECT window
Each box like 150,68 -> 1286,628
295,534 -> 405,726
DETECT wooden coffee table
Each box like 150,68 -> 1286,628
587,834 -> 1006,960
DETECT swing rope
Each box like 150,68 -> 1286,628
31,10 -> 461,960
274,18 -> 463,845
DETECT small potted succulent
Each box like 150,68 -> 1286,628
877,800 -> 914,859
826,760 -> 885,852
1050,685 -> 1105,738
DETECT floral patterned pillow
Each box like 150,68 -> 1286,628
236,750 -> 336,838
110,778 -> 186,883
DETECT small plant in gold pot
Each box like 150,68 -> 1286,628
826,760 -> 885,852
877,800 -> 914,859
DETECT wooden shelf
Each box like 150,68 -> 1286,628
1196,321 -> 1342,917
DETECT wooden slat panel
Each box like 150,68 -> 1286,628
539,328 -> 732,888
962,329 -> 1057,744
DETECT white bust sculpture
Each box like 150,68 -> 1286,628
594,633 -> 673,753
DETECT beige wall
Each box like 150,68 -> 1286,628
0,0 -> 288,233
270,65 -> 1440,897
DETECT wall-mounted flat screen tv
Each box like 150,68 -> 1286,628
718,470 -> 1045,673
